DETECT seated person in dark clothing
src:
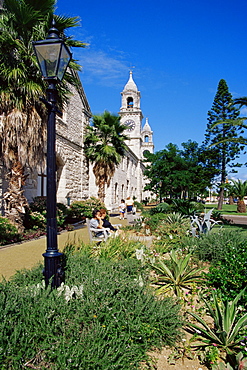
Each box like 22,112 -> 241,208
99,209 -> 118,232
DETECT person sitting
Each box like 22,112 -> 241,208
99,209 -> 117,231
99,209 -> 123,237
89,209 -> 106,237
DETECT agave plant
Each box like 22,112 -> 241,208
151,250 -> 204,297
186,289 -> 247,366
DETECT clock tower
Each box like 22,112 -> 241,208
119,71 -> 143,158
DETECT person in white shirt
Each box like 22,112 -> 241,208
89,209 -> 104,237
119,199 -> 126,220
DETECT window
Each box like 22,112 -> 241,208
37,172 -> 47,196
145,135 -> 149,142
127,97 -> 133,108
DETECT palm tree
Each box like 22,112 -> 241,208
84,111 -> 128,203
0,0 -> 85,230
228,179 -> 247,213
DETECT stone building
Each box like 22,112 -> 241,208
0,71 -> 154,214
89,71 -> 154,211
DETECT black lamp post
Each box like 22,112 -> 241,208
33,20 -> 72,288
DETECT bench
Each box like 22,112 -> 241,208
86,218 -> 110,243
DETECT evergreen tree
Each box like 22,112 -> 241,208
204,79 -> 242,210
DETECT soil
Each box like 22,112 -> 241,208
151,347 -> 208,370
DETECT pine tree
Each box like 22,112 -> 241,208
204,79 -> 242,210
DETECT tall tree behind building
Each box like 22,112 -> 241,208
204,79 -> 243,210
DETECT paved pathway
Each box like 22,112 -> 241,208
222,214 -> 247,225
1,212 -> 245,281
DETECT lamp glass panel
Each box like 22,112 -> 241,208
35,43 -> 61,78
57,44 -> 71,81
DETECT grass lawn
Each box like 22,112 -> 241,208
204,203 -> 247,215
213,223 -> 247,237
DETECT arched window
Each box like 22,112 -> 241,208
114,182 -> 118,203
145,135 -> 149,142
127,97 -> 133,108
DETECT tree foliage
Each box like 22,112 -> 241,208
204,79 -> 243,209
0,0 -> 85,229
144,141 -> 218,199
84,111 -> 128,202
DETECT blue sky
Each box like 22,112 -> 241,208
56,0 -> 247,179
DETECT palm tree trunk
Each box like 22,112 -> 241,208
3,157 -> 28,232
228,195 -> 234,205
237,200 -> 246,213
97,177 -> 106,203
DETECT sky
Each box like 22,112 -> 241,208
56,0 -> 247,179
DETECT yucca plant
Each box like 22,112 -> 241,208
165,212 -> 189,224
186,289 -> 247,367
151,250 -> 204,297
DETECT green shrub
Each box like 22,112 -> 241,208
191,230 -> 246,264
0,252 -> 183,369
149,202 -> 171,215
205,242 -> 247,305
0,217 -> 20,245
171,199 -> 204,216
68,197 -> 105,220
27,198 -> 68,230
186,289 -> 247,368
143,213 -> 168,233
155,213 -> 190,240
134,200 -> 144,212
29,196 -> 47,213
28,211 -> 46,229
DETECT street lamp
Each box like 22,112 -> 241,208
33,20 -> 72,287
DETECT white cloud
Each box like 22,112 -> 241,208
240,107 -> 247,116
74,48 -> 129,87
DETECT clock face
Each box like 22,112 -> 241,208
124,119 -> 135,131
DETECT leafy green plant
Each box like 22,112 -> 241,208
151,250 -> 204,297
186,289 -> 247,367
149,202 -> 171,215
191,229 -> 246,264
205,241 -> 247,305
0,216 -> 20,245
154,213 -> 190,241
90,236 -> 143,260
215,352 -> 247,369
28,211 -> 46,229
171,199 -> 204,216
142,213 -> 168,233
0,252 -> 183,369
67,197 -> 105,220
165,212 -> 189,224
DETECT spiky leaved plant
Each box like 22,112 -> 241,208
151,250 -> 204,297
186,289 -> 247,368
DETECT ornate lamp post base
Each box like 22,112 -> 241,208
43,250 -> 64,288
